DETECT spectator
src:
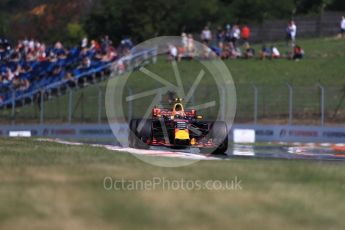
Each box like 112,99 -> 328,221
90,40 -> 101,52
210,44 -> 222,57
293,45 -> 304,60
119,37 -> 133,56
101,35 -> 112,53
202,45 -> 214,59
120,57 -> 127,73
229,42 -> 241,59
35,43 -> 47,61
271,46 -> 280,59
225,24 -> 232,43
0,38 -> 11,51
81,37 -> 88,48
286,20 -> 297,46
54,41 -> 66,59
181,32 -> 188,48
78,57 -> 91,72
339,16 -> 345,39
102,46 -> 118,62
241,25 -> 250,43
48,51 -> 58,63
18,78 -> 30,91
6,68 -> 15,81
216,26 -> 225,49
28,39 -> 35,52
290,21 -> 297,44
0,38 -> 11,61
178,33 -> 188,61
201,26 -> 212,45
221,43 -> 230,59
121,37 -> 133,49
260,45 -> 271,60
231,25 -> 241,48
168,44 -> 178,61
243,43 -> 255,59
187,34 -> 195,58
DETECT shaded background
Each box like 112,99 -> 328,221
1,0 -> 345,45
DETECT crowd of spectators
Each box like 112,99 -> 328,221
0,36 -> 134,103
169,21 -> 305,62
6,16 -> 344,105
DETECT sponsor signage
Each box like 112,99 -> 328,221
0,123 -> 344,144
9,131 -> 31,137
233,129 -> 255,143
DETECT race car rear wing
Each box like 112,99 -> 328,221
152,108 -> 197,118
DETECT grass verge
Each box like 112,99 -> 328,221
0,138 -> 344,229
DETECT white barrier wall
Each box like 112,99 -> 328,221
0,124 -> 122,145
0,123 -> 345,144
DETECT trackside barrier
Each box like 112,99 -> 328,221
1,123 -> 345,145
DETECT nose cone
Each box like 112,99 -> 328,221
175,129 -> 190,140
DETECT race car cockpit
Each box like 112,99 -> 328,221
172,98 -> 186,118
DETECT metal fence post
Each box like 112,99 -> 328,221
40,90 -> 44,124
98,86 -> 102,124
127,87 -> 133,121
191,93 -> 195,107
317,83 -> 325,126
287,83 -> 293,125
251,83 -> 258,124
152,47 -> 158,64
11,89 -> 16,123
80,92 -> 84,122
220,86 -> 226,121
158,88 -> 163,107
68,89 -> 73,124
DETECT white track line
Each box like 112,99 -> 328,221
37,139 -> 220,161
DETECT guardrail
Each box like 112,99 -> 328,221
1,123 -> 345,144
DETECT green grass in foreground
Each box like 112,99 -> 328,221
0,138 -> 345,230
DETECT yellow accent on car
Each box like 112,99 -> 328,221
175,129 -> 190,140
191,138 -> 196,145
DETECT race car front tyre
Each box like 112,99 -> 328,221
134,119 -> 152,149
128,119 -> 138,148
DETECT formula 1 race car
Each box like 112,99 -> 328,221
128,98 -> 228,154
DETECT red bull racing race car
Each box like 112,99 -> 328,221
128,98 -> 228,154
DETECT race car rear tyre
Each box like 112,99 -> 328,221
211,121 -> 228,155
134,119 -> 152,149
128,119 -> 138,148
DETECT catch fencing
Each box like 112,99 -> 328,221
193,11 -> 345,43
1,81 -> 344,126
249,11 -> 345,43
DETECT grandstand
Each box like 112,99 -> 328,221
0,37 -> 156,110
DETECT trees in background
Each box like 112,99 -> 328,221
0,0 -> 345,44
84,0 -> 220,43
0,0 -> 91,45
84,0 -> 345,43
